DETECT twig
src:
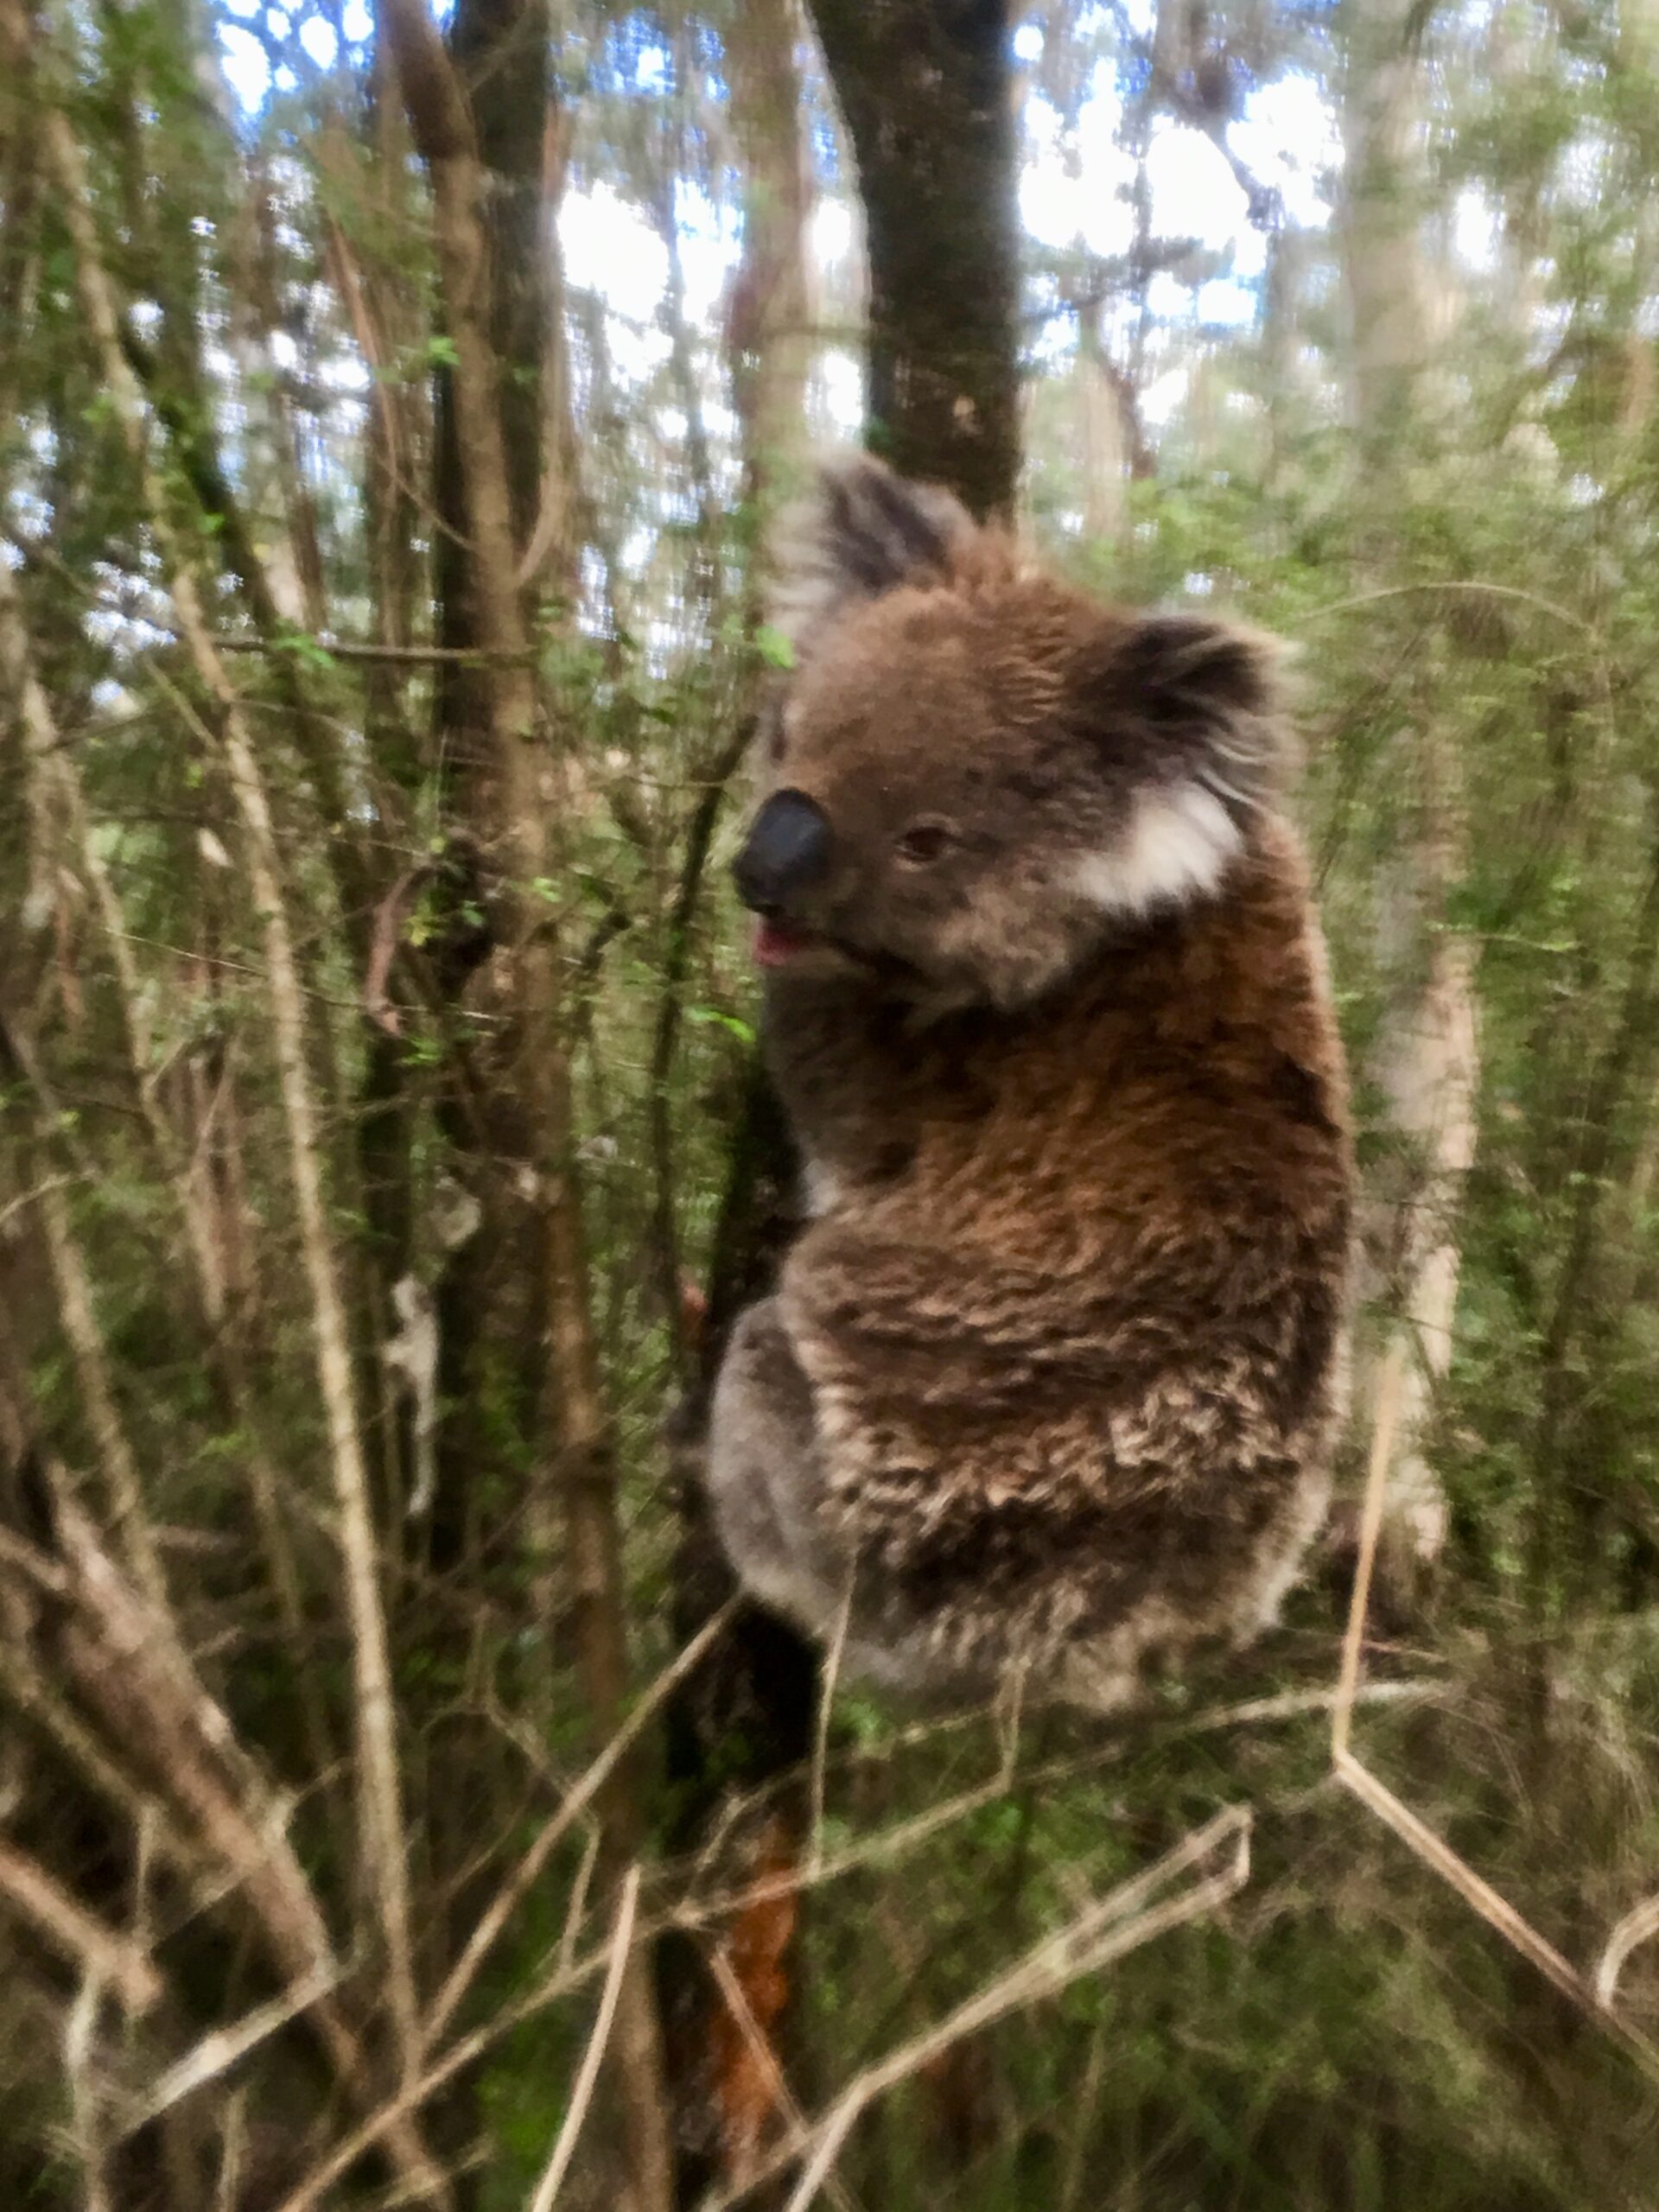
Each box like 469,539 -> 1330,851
114,1962 -> 346,2139
209,632 -> 537,664
702,1806 -> 1255,2212
271,1938 -> 616,2212
705,1945 -> 863,2212
1332,1339 -> 1406,1760
267,1677 -> 1431,2210
64,1968 -> 111,2212
1332,1278 -> 1659,2088
0,1840 -> 162,2013
2,0 -> 429,2108
809,1577 -> 854,1879
646,715 -> 757,1376
1596,1891 -> 1659,2008
423,1602 -> 736,2050
525,1868 -> 640,2212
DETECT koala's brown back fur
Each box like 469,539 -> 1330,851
708,455 -> 1353,1707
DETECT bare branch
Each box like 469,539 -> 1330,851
702,1807 -> 1255,2212
525,1867 -> 641,2212
0,1840 -> 162,2015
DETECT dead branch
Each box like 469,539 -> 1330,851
0,1839 -> 162,2015
525,1866 -> 641,2212
424,1601 -> 736,2049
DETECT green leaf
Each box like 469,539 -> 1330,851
753,624 -> 795,671
685,1006 -> 755,1046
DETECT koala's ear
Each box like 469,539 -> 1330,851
1071,613 -> 1294,918
769,452 -> 976,652
1117,612 -> 1285,735
1090,612 -> 1294,804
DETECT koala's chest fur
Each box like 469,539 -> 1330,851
772,824 -> 1350,1296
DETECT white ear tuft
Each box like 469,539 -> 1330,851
1073,784 -> 1244,917
767,451 -> 975,652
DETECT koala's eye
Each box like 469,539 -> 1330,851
895,818 -> 954,868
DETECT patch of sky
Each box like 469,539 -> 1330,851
1013,22 -> 1044,63
561,182 -> 668,332
1229,73 -> 1339,229
1141,365 -> 1189,428
219,24 -> 270,107
810,198 -> 856,270
672,180 -> 738,327
1020,90 -> 1137,259
814,349 -> 863,442
299,16 -> 338,68
5,491 -> 46,547
633,41 -> 671,92
1195,276 -> 1258,326
1452,187 -> 1499,273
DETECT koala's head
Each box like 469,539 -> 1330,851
733,454 -> 1293,1010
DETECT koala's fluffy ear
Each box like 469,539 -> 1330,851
1089,613 -> 1294,801
1071,613 -> 1295,918
769,453 -> 976,652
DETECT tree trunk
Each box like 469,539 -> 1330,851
728,0 -> 815,553
380,0 -> 675,2203
807,0 -> 1020,519
1338,0 -> 1475,1586
661,5 -> 1022,2202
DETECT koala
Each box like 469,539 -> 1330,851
705,454 -> 1353,1710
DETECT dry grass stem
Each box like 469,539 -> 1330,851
699,1805 -> 1254,2212
0,0 -> 427,2100
114,1963 -> 345,2139
810,1579 -> 855,1878
425,1601 -> 735,2049
525,1866 -> 641,2212
1596,1890 -> 1659,2008
1332,1338 -> 1406,1760
1332,1308 -> 1659,2087
704,1945 -> 863,2212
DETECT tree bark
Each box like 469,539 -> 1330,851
807,0 -> 1020,519
1338,0 -> 1475,1585
378,0 -> 675,2202
661,5 -> 1023,2201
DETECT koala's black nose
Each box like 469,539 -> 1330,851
733,789 -> 831,912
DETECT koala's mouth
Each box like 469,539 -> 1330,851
751,915 -> 930,992
752,916 -> 826,966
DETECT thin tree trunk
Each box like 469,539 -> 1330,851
1338,0 -> 1475,1586
663,5 -> 1021,2199
376,1 -> 675,2202
807,0 -> 1020,519
657,6 -> 821,2194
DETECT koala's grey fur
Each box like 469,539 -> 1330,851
706,454 -> 1354,1709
